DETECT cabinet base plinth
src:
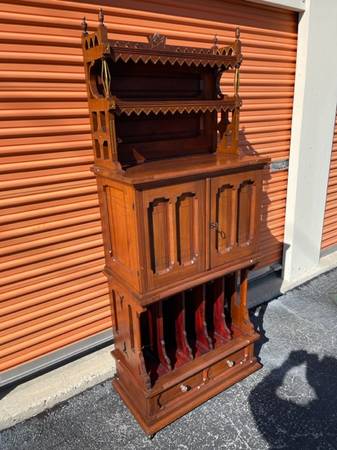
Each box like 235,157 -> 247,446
112,351 -> 262,435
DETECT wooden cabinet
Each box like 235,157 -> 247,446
100,170 -> 263,298
82,10 -> 269,437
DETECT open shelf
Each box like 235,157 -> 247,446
112,96 -> 241,116
141,276 -> 234,386
84,18 -> 245,170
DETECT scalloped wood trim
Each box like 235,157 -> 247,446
113,97 -> 241,116
111,51 -> 240,69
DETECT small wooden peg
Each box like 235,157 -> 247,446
81,17 -> 88,35
235,27 -> 240,39
212,34 -> 218,54
98,8 -> 104,25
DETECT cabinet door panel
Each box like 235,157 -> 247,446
237,180 -> 256,246
176,192 -> 199,266
148,198 -> 172,274
210,170 -> 261,268
142,180 -> 205,290
216,183 -> 237,253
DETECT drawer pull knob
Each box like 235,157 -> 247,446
180,384 -> 189,392
226,359 -> 235,368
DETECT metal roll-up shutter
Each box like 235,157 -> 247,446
0,0 -> 297,376
321,111 -> 337,252
0,0 -> 112,376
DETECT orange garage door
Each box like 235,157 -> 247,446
321,110 -> 337,252
0,0 -> 297,380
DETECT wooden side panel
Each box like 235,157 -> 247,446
100,179 -> 141,291
111,284 -> 150,389
141,180 -> 205,290
106,186 -> 131,267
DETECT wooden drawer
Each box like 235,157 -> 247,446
208,348 -> 247,379
155,348 -> 248,411
156,370 -> 205,409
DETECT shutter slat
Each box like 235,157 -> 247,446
321,113 -> 337,250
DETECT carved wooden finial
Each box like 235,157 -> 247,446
81,17 -> 88,35
212,34 -> 218,54
98,8 -> 104,25
234,27 -> 242,66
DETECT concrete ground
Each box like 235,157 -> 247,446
0,346 -> 115,431
1,268 -> 337,449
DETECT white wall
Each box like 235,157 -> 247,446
282,0 -> 337,290
246,0 -> 305,12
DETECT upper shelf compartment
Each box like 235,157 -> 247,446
107,32 -> 242,70
81,10 -> 245,170
81,10 -> 242,71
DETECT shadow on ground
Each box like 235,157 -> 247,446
250,348 -> 337,450
250,301 -> 337,450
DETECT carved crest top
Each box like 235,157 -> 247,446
147,33 -> 166,48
